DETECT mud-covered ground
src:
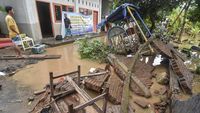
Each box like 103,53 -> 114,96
0,47 -> 38,75
0,47 -> 40,113
0,76 -> 35,113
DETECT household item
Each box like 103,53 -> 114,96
31,44 -> 45,54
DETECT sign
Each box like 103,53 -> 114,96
61,11 -> 93,37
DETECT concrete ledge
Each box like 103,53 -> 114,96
41,33 -> 105,47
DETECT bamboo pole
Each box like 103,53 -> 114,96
120,38 -> 154,113
127,6 -> 154,53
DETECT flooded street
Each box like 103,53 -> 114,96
12,43 -> 105,90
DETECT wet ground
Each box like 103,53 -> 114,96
12,43 -> 105,91
0,39 -> 105,113
0,36 -> 199,113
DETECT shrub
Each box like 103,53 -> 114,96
76,38 -> 112,62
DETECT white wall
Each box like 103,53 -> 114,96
0,0 -> 102,40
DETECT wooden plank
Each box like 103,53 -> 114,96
107,68 -> 123,105
108,54 -> 152,97
84,70 -> 110,92
0,54 -> 61,60
66,76 -> 103,113
74,93 -> 106,111
170,53 -> 193,94
169,65 -> 181,100
53,71 -> 78,79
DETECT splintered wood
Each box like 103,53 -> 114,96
170,53 -> 193,94
55,94 -> 84,113
84,68 -> 110,92
152,40 -> 172,58
55,80 -> 75,94
107,67 -> 124,104
106,105 -> 135,113
108,54 -> 154,97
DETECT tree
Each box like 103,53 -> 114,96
115,0 -> 186,31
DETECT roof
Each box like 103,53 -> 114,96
105,3 -> 139,23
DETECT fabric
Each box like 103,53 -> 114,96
11,35 -> 21,46
64,17 -> 71,28
5,15 -> 20,38
65,28 -> 72,37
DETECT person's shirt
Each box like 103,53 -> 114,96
5,15 -> 20,38
64,17 -> 71,29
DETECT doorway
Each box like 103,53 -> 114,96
36,1 -> 53,38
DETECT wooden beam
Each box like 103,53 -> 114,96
53,89 -> 76,98
0,55 -> 61,60
78,65 -> 81,86
74,93 -> 106,111
66,76 -> 103,113
53,71 -> 78,79
102,88 -> 109,113
121,39 -> 154,113
49,72 -> 54,98
52,98 -> 62,113
68,104 -> 75,113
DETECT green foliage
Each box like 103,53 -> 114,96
167,7 -> 183,34
76,39 -> 112,62
188,22 -> 200,39
0,6 -> 5,13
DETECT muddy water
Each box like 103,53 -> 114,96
12,43 -> 105,90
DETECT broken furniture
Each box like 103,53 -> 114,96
20,35 -> 35,51
84,68 -> 110,92
48,65 -> 110,113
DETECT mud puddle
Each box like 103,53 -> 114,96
12,43 -> 105,91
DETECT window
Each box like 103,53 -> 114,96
72,0 -> 74,2
86,1 -> 87,5
62,5 -> 67,11
79,8 -> 92,15
82,0 -> 84,5
54,5 -> 62,21
89,2 -> 91,6
78,0 -> 80,3
68,6 -> 74,12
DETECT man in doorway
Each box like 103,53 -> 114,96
64,14 -> 72,37
5,6 -> 22,56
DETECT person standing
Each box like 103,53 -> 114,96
64,14 -> 72,37
5,6 -> 21,56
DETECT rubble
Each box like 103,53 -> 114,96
134,99 -> 149,109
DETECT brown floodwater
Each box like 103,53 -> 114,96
12,43 -> 105,90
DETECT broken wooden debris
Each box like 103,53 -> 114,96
152,39 -> 172,58
106,105 -> 135,113
154,101 -> 168,113
84,68 -> 110,92
169,66 -> 181,100
170,53 -> 193,94
0,54 -> 61,60
134,99 -> 149,109
108,54 -> 152,98
107,67 -> 123,104
66,76 -> 104,113
34,89 -> 46,95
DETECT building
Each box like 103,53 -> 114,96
0,0 -> 102,41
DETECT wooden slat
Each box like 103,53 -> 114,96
66,76 -> 103,113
